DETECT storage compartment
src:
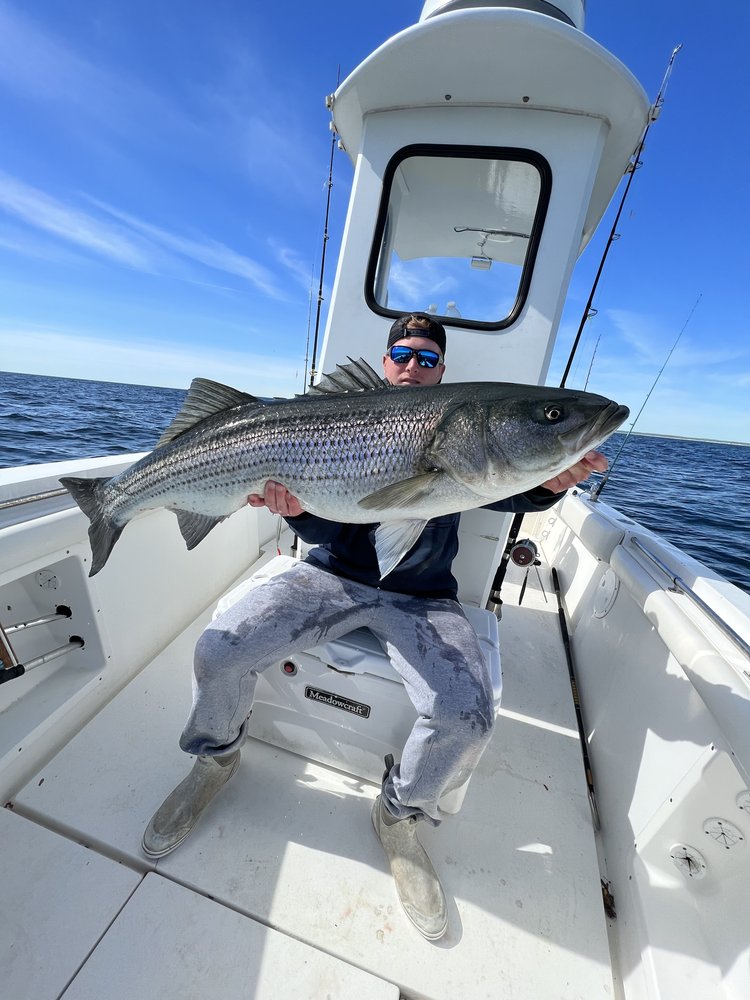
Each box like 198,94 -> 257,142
0,555 -> 105,759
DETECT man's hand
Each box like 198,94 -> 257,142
540,449 -> 608,494
248,480 -> 305,517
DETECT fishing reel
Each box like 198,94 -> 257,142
488,521 -> 547,615
509,539 -> 538,567
509,539 -> 547,606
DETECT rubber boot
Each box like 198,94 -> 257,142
371,759 -> 448,940
141,750 -> 241,858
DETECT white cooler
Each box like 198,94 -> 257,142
215,556 -> 502,813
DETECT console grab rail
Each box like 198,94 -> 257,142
630,535 -> 750,664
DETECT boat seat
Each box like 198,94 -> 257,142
214,555 -> 501,812
305,612 -> 501,708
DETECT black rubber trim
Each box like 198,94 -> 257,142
365,143 -> 552,332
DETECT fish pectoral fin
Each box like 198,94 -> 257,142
374,519 -> 428,579
173,510 -> 227,550
358,471 -> 442,511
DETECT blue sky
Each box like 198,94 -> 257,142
0,1 -> 747,442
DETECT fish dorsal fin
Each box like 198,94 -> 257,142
302,357 -> 389,397
156,378 -> 258,447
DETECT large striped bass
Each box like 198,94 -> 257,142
61,359 -> 628,578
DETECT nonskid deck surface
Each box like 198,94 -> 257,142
7,570 -> 613,1000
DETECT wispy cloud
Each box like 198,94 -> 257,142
706,370 -> 750,389
0,3 -> 327,258
90,199 -> 283,297
0,4 -> 102,106
0,322 -> 306,396
0,222 -> 88,265
388,260 -> 455,305
605,307 -> 746,369
0,171 -> 153,268
270,241 -> 316,294
195,38 -> 324,200
0,171 -> 287,297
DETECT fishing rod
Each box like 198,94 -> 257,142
308,69 -> 341,389
488,511 -> 526,614
590,293 -> 702,501
551,569 -> 600,830
302,257 -> 317,390
559,44 -> 683,389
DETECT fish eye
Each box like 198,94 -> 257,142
544,404 -> 563,422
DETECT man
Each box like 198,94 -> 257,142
142,313 -> 606,941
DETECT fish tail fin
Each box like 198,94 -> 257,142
60,476 -> 123,577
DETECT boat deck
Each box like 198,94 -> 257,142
5,568 -> 614,1000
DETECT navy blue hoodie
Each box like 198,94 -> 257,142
285,487 -> 562,601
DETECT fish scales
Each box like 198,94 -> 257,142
59,361 -> 629,576
101,396 -> 426,522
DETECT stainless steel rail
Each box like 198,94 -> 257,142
0,637 -> 84,686
631,536 -> 750,663
0,487 -> 70,510
23,637 -> 84,671
6,610 -> 72,634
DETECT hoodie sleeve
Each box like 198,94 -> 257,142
283,511 -> 351,545
483,486 -> 565,513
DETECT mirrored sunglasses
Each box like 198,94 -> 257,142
388,345 -> 443,368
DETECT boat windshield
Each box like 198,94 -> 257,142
367,146 -> 550,329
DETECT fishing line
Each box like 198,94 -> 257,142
568,309 -> 597,388
559,44 -> 683,389
582,329 -> 601,391
590,292 -> 702,500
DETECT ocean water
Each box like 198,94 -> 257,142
0,371 -> 186,465
594,433 -> 750,595
2,370 -> 748,594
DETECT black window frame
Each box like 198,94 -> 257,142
365,143 -> 552,331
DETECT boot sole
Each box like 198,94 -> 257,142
141,826 -> 192,859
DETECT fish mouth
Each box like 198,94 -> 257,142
559,402 -> 629,453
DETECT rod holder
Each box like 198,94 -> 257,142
5,606 -> 72,635
0,636 -> 84,686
